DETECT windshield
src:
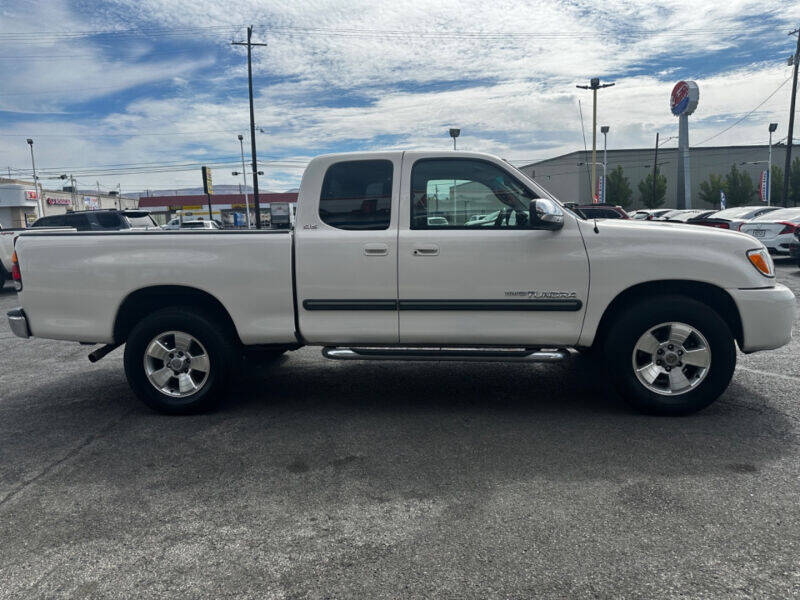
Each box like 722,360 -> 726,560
751,208 -> 800,222
711,207 -> 759,219
126,214 -> 157,228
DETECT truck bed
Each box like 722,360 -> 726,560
14,229 -> 297,345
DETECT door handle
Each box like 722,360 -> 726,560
363,243 -> 389,256
413,244 -> 439,256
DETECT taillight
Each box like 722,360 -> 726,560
11,250 -> 22,291
710,222 -> 729,229
778,222 -> 797,235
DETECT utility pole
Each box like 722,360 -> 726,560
784,27 -> 800,206
232,26 -> 268,228
652,132 -> 659,207
577,78 -> 615,202
237,134 -> 252,228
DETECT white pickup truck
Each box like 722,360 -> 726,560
7,151 -> 796,415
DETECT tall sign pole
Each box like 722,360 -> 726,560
670,81 -> 699,209
577,78 -> 615,202
202,166 -> 213,221
783,28 -> 799,207
232,27 -> 268,228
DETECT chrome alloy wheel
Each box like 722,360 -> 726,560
631,322 -> 711,396
143,330 -> 210,398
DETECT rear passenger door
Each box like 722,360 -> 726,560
295,156 -> 400,344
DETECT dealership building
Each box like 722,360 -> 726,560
138,192 -> 298,226
0,178 -> 137,228
519,144 -> 790,210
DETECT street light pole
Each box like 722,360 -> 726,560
768,122 -> 778,206
26,139 -> 44,218
577,78 -> 615,202
601,125 -> 609,204
449,128 -> 460,150
238,134 -> 252,228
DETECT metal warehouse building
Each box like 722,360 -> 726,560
519,144 -> 790,209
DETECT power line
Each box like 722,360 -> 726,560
695,76 -> 792,146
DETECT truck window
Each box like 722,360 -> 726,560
95,213 -> 123,229
64,213 -> 92,231
411,159 -> 536,229
319,160 -> 393,230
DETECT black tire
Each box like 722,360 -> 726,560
602,295 -> 736,415
123,307 -> 237,414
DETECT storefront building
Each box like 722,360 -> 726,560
0,177 -> 138,228
138,192 -> 298,227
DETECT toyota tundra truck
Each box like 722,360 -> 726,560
6,151 -> 797,415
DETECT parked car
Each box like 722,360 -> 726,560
788,229 -> 800,266
629,209 -> 674,220
178,220 -> 221,230
690,206 -> 780,231
739,208 -> 800,254
657,209 -> 717,223
465,214 -> 487,225
7,151 -> 795,416
31,209 -> 158,232
426,216 -> 449,226
567,204 -> 629,220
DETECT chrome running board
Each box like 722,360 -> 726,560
322,346 -> 569,363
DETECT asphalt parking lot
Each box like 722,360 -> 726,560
1,262 -> 799,599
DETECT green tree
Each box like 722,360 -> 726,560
606,165 -> 633,209
722,164 -> 755,207
698,173 -> 724,208
790,157 -> 800,206
638,170 -> 667,208
770,165 -> 783,207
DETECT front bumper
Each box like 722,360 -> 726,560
728,284 -> 797,352
7,308 -> 30,339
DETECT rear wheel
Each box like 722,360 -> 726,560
124,307 -> 236,414
603,296 -> 736,415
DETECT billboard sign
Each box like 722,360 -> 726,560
46,197 -> 71,206
25,190 -> 38,200
84,196 -> 100,210
201,166 -> 213,196
670,81 -> 699,116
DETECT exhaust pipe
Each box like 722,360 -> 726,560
88,343 -> 121,363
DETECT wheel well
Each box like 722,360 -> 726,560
113,285 -> 240,345
593,280 -> 743,349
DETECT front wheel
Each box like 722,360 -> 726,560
603,296 -> 736,415
124,307 -> 236,414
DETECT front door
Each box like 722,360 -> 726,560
397,155 -> 589,346
295,156 -> 400,344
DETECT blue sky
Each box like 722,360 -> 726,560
1,0 -> 799,193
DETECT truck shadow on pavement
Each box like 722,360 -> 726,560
0,352 -> 793,498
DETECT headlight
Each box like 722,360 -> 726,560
746,248 -> 775,278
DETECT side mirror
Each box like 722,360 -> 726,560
529,198 -> 564,230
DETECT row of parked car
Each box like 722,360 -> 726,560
571,203 -> 800,266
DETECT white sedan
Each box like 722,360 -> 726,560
739,208 -> 800,254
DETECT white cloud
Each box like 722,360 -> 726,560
0,0 -> 798,192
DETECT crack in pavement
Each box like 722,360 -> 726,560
0,408 -> 134,510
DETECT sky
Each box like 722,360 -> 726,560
1,0 -> 799,194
